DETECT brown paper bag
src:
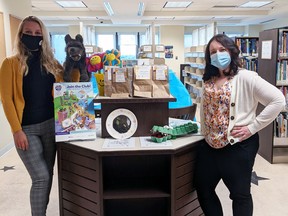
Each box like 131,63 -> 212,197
111,68 -> 130,98
152,65 -> 170,98
127,67 -> 134,97
133,65 -> 153,98
104,66 -> 119,97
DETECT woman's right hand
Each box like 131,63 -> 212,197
13,130 -> 29,151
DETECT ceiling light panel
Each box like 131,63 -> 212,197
164,1 -> 192,8
56,1 -> 87,8
239,1 -> 273,8
137,2 -> 145,16
103,2 -> 114,16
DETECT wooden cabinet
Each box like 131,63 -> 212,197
257,28 -> 288,163
57,137 -> 204,216
94,97 -> 176,138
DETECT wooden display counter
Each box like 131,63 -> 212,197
94,97 -> 176,138
57,134 -> 204,216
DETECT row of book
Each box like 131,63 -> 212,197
276,60 -> 288,81
240,57 -> 258,72
274,113 -> 288,138
279,31 -> 288,55
235,38 -> 258,55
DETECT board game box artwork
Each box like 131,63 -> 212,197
53,82 -> 96,142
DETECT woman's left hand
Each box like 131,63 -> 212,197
231,126 -> 252,142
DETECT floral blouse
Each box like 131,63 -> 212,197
203,78 -> 232,148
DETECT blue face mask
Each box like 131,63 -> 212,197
210,51 -> 231,70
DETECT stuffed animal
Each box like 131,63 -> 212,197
63,34 -> 90,82
102,49 -> 121,66
86,52 -> 105,73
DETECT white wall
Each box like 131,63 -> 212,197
0,104 -> 13,156
95,26 -> 146,33
262,18 -> 288,31
159,25 -> 185,78
218,26 -> 246,36
244,25 -> 261,37
0,0 -> 31,56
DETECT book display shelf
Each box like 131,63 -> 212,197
258,28 -> 288,163
233,37 -> 259,72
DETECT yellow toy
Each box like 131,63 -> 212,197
102,49 -> 121,66
95,73 -> 104,96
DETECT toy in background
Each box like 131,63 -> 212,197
86,52 -> 105,73
102,49 -> 121,66
63,34 -> 91,82
95,73 -> 105,96
86,52 -> 105,96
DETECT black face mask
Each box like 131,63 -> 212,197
21,33 -> 43,51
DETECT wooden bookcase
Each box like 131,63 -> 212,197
233,36 -> 259,72
257,28 -> 288,163
57,138 -> 204,216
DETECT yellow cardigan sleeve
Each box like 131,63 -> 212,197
0,58 -> 23,133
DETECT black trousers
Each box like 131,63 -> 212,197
195,133 -> 259,216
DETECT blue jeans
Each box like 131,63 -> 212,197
17,118 -> 56,216
195,133 -> 259,216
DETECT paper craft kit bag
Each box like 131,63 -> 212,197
104,66 -> 118,97
133,65 -> 153,98
152,65 -> 170,98
111,67 -> 130,98
127,67 -> 134,97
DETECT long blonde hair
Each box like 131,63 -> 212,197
14,16 -> 63,76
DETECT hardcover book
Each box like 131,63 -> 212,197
53,82 -> 96,142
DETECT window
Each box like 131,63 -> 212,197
96,34 -> 115,52
139,32 -> 159,46
119,34 -> 137,60
51,34 -> 66,64
184,33 -> 192,48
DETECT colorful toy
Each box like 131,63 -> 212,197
86,52 -> 105,73
102,49 -> 121,66
150,122 -> 198,143
95,73 -> 104,96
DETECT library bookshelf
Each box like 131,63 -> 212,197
258,28 -> 288,163
232,37 -> 259,72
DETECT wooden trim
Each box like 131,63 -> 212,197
0,12 -> 6,63
9,14 -> 21,51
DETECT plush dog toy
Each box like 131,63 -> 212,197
63,34 -> 90,82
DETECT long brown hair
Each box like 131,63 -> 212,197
203,34 -> 242,82
14,16 -> 62,76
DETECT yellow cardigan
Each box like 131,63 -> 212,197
0,56 -> 63,134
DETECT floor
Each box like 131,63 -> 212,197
1,147 -> 288,216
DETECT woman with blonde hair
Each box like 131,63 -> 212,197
0,16 -> 63,215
